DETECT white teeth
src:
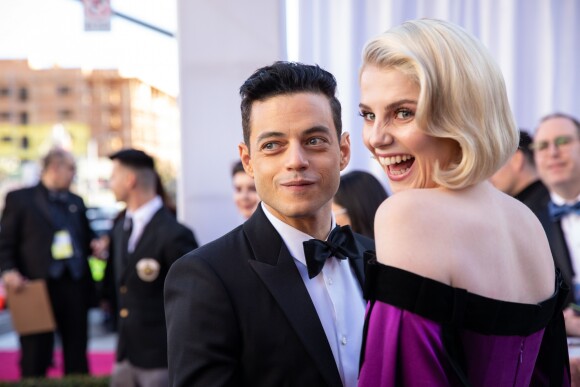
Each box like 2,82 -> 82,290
390,167 -> 411,175
377,154 -> 413,166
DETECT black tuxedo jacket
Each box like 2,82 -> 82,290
164,205 -> 374,387
547,220 -> 574,305
516,182 -> 575,305
0,183 -> 94,282
515,180 -> 552,233
102,207 -> 198,369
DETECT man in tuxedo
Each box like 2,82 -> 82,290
533,113 -> 580,308
0,148 -> 96,377
490,129 -> 551,229
102,148 -> 198,387
165,62 -> 374,387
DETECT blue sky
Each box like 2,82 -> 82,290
0,0 -> 178,95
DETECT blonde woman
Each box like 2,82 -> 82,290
358,19 -> 569,386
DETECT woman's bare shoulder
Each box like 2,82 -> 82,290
374,189 -> 458,283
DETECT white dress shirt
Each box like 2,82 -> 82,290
125,196 -> 163,253
262,203 -> 365,387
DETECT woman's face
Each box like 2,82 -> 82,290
233,171 -> 259,219
359,65 -> 457,193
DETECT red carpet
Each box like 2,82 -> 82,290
0,350 -> 114,381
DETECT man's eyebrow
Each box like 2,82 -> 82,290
256,131 -> 285,143
303,125 -> 332,135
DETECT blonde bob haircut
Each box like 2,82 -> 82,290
361,19 -> 518,190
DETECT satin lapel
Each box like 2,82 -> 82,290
245,206 -> 342,387
351,235 -> 375,288
550,221 -> 574,280
112,217 -> 127,285
33,185 -> 55,227
350,254 -> 365,288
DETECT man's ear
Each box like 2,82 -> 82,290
511,149 -> 525,171
126,170 -> 138,189
238,142 -> 254,177
339,132 -> 351,171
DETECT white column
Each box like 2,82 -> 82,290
176,0 -> 286,244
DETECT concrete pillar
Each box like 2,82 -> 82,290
176,0 -> 286,244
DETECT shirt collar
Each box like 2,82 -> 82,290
260,202 -> 335,266
126,195 -> 163,226
550,191 -> 580,206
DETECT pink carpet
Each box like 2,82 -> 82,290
0,350 -> 114,381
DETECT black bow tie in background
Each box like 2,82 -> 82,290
548,200 -> 580,221
303,225 -> 359,279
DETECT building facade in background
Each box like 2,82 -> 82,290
0,59 -> 180,208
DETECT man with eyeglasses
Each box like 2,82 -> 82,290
533,113 -> 580,312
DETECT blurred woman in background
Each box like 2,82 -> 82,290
332,170 -> 388,239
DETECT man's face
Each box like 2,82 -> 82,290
51,154 -> 76,190
534,117 -> 580,198
239,92 -> 350,229
109,160 -> 132,203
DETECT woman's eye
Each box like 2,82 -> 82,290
359,111 -> 375,121
395,109 -> 414,119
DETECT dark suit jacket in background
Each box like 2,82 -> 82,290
518,181 -> 576,306
0,183 -> 94,283
515,180 -> 552,233
102,206 -> 198,369
164,205 -> 374,387
547,220 -> 575,306
0,183 -> 96,375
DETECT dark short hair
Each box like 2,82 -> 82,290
518,130 -> 535,165
109,148 -> 155,170
334,171 -> 388,239
231,160 -> 245,177
239,61 -> 342,147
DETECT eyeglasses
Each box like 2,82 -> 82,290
529,135 -> 578,152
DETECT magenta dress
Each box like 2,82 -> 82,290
358,257 -> 570,386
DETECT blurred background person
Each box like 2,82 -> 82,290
0,148 -> 97,378
533,113 -> 580,311
101,148 -> 198,387
231,160 -> 259,220
490,129 -> 551,229
332,170 -> 388,239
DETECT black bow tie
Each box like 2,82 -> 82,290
303,225 -> 360,279
548,200 -> 580,221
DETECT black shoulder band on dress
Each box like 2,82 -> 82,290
363,253 -> 568,336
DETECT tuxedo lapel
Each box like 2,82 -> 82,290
245,207 -> 342,387
33,184 -> 55,227
350,254 -> 365,287
112,216 -> 127,284
350,236 -> 371,287
549,220 -> 574,281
